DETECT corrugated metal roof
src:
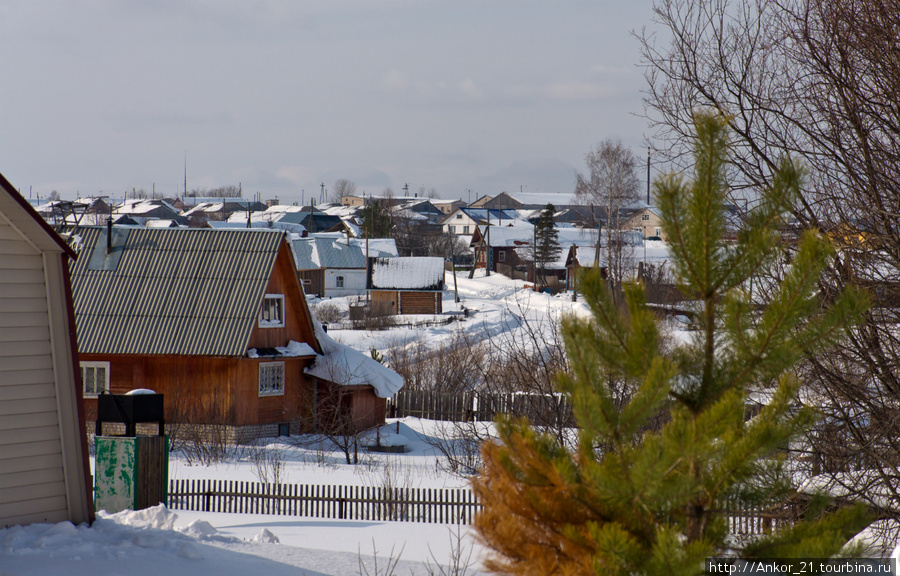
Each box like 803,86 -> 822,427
70,227 -> 284,356
291,237 -> 366,270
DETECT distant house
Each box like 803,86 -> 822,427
622,206 -> 666,240
367,257 -> 445,315
69,226 -> 401,438
469,192 -> 523,210
440,207 -> 520,236
113,199 -> 186,226
0,173 -> 94,528
470,220 -> 598,284
292,236 -> 368,298
181,199 -> 267,226
431,199 -> 466,216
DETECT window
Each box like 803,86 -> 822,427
449,225 -> 456,234
336,276 -> 345,288
641,214 -> 650,221
655,227 -> 662,236
498,250 -> 506,262
463,225 -> 470,234
81,361 -> 109,397
259,362 -> 285,396
455,213 -> 463,219
259,294 -> 285,327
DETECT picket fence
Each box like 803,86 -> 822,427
168,479 -> 481,524
168,479 -> 787,536
389,389 -> 575,425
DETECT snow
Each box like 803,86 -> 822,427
306,318 -> 405,398
2,418 -> 484,576
370,257 -> 445,290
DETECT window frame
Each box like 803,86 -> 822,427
336,275 -> 345,288
81,361 -> 110,397
259,294 -> 285,328
258,362 -> 285,397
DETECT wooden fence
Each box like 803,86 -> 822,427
388,389 -> 575,426
167,479 -> 788,536
168,479 -> 481,524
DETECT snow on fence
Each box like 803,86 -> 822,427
389,389 -> 575,426
168,479 -> 481,524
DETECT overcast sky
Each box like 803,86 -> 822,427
1,1 -> 657,205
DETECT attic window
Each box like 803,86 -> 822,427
641,214 -> 650,221
259,362 -> 285,397
455,214 -> 463,219
259,294 -> 285,328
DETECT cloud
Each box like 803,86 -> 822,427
275,165 -> 315,185
544,80 -> 613,101
457,77 -> 482,100
380,69 -> 410,92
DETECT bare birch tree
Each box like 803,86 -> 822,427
574,140 -> 641,291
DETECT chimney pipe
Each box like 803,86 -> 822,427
106,217 -> 113,254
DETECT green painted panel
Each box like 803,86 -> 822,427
94,436 -> 137,513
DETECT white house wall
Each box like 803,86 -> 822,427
324,268 -> 366,297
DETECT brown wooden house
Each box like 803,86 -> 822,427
70,226 -> 399,439
366,256 -> 445,315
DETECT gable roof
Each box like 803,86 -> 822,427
291,236 -> 367,270
0,173 -> 77,258
70,226 -> 288,356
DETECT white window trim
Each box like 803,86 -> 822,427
336,275 -> 345,288
259,362 -> 285,397
259,293 -> 285,328
81,361 -> 110,397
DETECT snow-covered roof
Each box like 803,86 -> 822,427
368,257 -> 445,290
291,237 -> 367,270
305,319 -> 404,398
113,199 -> 180,216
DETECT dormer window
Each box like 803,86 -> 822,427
259,294 -> 285,328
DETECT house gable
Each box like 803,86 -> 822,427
0,172 -> 93,527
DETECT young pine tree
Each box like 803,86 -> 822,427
472,113 -> 871,576
533,203 -> 561,286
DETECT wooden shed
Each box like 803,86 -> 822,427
0,173 -> 94,527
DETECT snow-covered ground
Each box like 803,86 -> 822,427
2,418 -> 486,576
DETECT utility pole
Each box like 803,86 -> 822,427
647,147 -> 651,205
484,217 -> 491,277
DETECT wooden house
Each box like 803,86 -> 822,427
0,173 -> 94,527
367,257 -> 445,315
69,226 -> 400,438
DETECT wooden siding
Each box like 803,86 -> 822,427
399,291 -> 441,315
82,353 -> 317,428
370,290 -> 399,315
247,242 -> 318,351
298,269 -> 324,298
0,221 -> 70,527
